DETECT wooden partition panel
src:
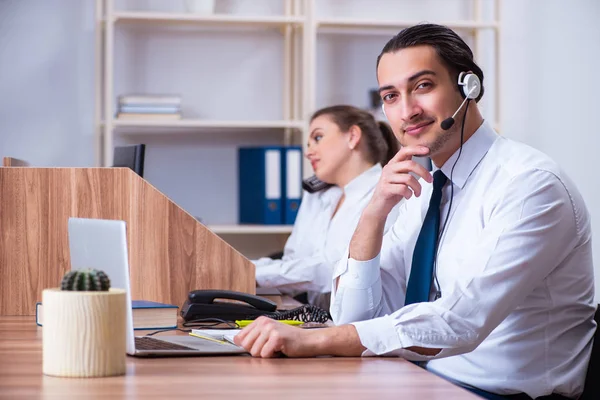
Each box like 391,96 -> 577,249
0,167 -> 255,316
2,157 -> 30,166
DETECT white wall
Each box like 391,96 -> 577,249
501,0 -> 600,298
1,0 -> 600,295
0,0 -> 95,166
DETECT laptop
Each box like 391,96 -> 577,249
67,217 -> 247,357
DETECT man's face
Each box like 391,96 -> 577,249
377,45 -> 463,161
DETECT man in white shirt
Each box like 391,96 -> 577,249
234,23 -> 596,400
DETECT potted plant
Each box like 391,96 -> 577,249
42,269 -> 127,378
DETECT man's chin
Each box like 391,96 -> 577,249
400,136 -> 433,151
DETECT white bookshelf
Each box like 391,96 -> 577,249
97,0 -> 501,163
96,2 -> 305,165
95,0 -> 501,254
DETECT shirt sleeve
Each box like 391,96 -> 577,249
330,200 -> 408,325
347,170 -> 582,360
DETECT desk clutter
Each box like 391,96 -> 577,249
130,290 -> 330,357
180,289 -> 331,326
238,146 -> 303,225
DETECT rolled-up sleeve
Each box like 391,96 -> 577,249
330,201 -> 408,325
330,253 -> 383,324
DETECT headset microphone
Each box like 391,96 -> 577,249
441,95 -> 471,130
441,72 -> 481,131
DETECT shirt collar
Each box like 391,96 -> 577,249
436,120 -> 498,189
344,163 -> 382,199
318,163 -> 382,207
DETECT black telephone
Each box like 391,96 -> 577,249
180,289 -> 278,322
302,175 -> 333,194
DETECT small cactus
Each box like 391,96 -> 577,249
61,269 -> 111,291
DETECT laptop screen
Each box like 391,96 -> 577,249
67,217 -> 136,355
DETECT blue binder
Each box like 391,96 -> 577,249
282,146 -> 303,225
238,147 -> 283,225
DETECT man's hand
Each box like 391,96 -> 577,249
366,145 -> 433,220
348,146 -> 432,262
233,317 -> 322,358
233,317 -> 365,358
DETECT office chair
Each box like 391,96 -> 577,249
581,304 -> 600,399
112,144 -> 146,177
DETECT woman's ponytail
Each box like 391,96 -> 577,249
377,121 -> 399,165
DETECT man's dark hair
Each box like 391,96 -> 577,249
376,23 -> 485,102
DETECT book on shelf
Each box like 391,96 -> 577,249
116,94 -> 183,120
118,94 -> 182,107
119,105 -> 181,114
116,113 -> 182,120
35,300 -> 178,330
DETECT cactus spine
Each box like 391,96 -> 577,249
61,269 -> 111,291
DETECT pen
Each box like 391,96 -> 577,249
235,319 -> 303,328
189,332 -> 229,345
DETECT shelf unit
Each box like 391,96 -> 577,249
95,0 -> 501,238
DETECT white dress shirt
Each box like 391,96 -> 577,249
330,120 -> 596,399
254,164 -> 398,309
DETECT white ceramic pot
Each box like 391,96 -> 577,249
42,288 -> 127,378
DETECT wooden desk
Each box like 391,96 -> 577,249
0,317 -> 479,399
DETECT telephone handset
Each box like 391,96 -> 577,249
302,175 -> 333,194
180,289 -> 278,322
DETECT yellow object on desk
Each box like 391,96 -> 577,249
236,319 -> 304,328
189,332 -> 229,345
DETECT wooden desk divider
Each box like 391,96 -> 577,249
3,157 -> 31,167
0,167 -> 255,316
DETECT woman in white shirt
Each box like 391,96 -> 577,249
253,105 -> 401,310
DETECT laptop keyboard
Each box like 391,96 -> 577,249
135,336 -> 196,351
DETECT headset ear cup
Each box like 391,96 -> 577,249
460,73 -> 481,100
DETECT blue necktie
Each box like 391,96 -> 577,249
405,170 -> 448,306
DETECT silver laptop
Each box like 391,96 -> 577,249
67,217 -> 246,357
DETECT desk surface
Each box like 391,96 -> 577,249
0,316 -> 479,399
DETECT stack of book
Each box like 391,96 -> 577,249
36,300 -> 178,330
116,94 -> 182,120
